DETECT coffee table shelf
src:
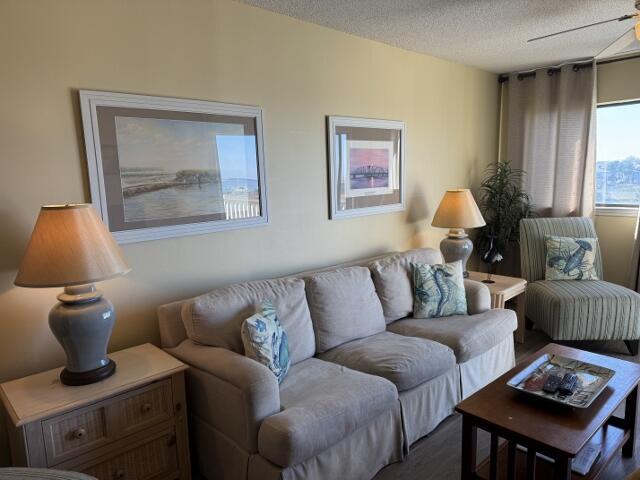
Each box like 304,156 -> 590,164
475,423 -> 628,479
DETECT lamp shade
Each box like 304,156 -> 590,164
431,189 -> 486,229
15,204 -> 130,288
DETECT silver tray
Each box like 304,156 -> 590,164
507,353 -> 615,408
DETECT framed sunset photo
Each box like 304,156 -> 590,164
327,116 -> 405,219
79,91 -> 268,243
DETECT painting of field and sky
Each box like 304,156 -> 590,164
114,117 -> 259,223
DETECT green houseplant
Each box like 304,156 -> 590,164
475,161 -> 534,281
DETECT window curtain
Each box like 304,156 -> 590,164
500,62 -> 597,217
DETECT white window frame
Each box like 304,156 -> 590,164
595,99 -> 640,217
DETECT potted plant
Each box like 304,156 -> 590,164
475,161 -> 534,282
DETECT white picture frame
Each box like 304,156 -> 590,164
327,116 -> 405,219
79,90 -> 268,244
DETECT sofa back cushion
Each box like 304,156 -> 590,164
369,248 -> 443,323
181,278 -> 315,364
305,266 -> 386,353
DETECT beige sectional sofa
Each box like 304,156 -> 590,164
158,248 -> 517,480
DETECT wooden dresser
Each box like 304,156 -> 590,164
0,344 -> 190,480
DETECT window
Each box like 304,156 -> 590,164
596,101 -> 640,212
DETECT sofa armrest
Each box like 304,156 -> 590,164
166,340 -> 280,453
464,279 -> 491,314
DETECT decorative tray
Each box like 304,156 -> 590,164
507,354 -> 615,408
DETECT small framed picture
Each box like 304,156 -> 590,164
327,116 -> 405,219
79,90 -> 268,243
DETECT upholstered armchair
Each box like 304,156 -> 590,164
520,217 -> 640,354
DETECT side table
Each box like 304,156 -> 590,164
0,343 -> 190,480
467,271 -> 527,343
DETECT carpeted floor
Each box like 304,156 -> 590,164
374,330 -> 640,480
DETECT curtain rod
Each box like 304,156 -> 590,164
498,60 -> 593,83
597,52 -> 640,66
498,53 -> 640,83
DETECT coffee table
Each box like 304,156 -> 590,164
456,343 -> 640,479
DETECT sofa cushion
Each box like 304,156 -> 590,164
241,300 -> 290,383
319,331 -> 455,391
412,261 -> 467,318
182,278 -> 315,364
544,236 -> 599,281
369,248 -> 443,323
387,309 -> 517,363
258,358 -> 398,467
526,280 -> 640,341
305,266 -> 386,353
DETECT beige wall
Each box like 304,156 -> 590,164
595,56 -> 640,286
0,0 -> 499,462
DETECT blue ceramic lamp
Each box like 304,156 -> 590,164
431,189 -> 485,277
15,204 -> 130,386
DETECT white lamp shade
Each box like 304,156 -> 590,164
15,204 -> 130,288
431,189 -> 485,229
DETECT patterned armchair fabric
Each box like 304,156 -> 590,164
520,217 -> 640,342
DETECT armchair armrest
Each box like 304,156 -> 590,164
167,340 -> 280,453
464,279 -> 491,314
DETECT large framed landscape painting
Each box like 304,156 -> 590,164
79,91 -> 267,243
327,116 -> 405,219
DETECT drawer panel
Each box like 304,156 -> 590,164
116,380 -> 172,437
43,403 -> 112,464
79,429 -> 178,480
43,379 -> 174,466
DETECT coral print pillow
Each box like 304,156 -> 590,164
241,300 -> 290,383
412,261 -> 467,319
545,235 -> 599,281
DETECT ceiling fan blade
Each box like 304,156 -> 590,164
528,14 -> 636,42
595,27 -> 637,59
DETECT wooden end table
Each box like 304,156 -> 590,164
456,343 -> 640,480
0,344 -> 191,479
467,271 -> 527,343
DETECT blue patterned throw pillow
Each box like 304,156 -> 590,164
545,235 -> 599,281
241,300 -> 290,383
411,261 -> 467,319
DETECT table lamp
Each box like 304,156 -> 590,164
15,204 -> 130,386
431,189 -> 485,277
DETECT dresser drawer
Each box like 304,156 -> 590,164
43,379 -> 174,466
42,401 -> 114,465
77,428 -> 178,480
114,379 -> 172,436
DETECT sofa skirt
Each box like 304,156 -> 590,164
399,366 -> 460,447
191,414 -> 250,480
459,335 -> 515,399
247,406 -> 404,480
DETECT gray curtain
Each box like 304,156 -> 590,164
501,63 -> 597,217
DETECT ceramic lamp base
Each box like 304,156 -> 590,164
439,230 -> 474,277
49,284 -> 117,386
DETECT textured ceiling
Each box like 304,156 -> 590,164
237,0 -> 639,73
